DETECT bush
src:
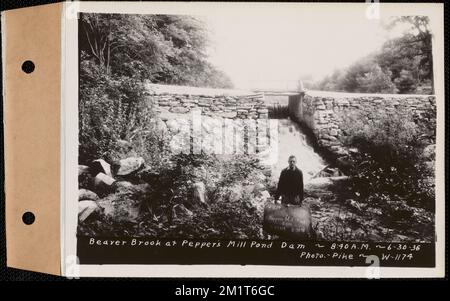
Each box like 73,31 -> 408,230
78,152 -> 267,239
341,108 -> 435,213
142,152 -> 263,213
79,59 -> 168,167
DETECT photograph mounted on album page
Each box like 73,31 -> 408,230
3,1 -> 445,278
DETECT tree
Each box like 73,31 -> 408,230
78,13 -> 234,162
311,16 -> 433,94
355,64 -> 396,93
79,13 -> 233,88
340,55 -> 378,92
382,16 -> 433,93
313,69 -> 345,92
394,70 -> 417,94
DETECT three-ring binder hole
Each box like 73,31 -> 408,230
22,212 -> 35,225
21,60 -> 35,74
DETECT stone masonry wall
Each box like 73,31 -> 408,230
144,83 -> 272,156
146,83 -> 268,119
289,90 -> 436,157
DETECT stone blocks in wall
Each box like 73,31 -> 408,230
145,84 -> 271,156
149,92 -> 267,120
289,91 -> 437,157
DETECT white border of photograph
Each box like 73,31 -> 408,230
62,1 -> 445,278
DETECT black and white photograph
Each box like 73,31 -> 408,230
65,2 -> 444,275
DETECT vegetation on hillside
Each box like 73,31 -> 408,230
78,13 -> 267,239
333,107 -> 436,241
79,13 -> 233,164
310,17 -> 434,94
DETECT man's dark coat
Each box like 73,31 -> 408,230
275,166 -> 304,203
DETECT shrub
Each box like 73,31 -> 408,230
78,152 -> 268,239
79,59 -> 168,167
341,108 -> 435,213
141,152 -> 263,212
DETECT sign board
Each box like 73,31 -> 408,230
263,203 -> 313,239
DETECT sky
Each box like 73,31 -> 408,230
203,6 -> 406,90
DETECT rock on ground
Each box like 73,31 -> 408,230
78,189 -> 99,201
97,197 -> 140,222
192,182 -> 206,204
172,204 -> 194,219
93,172 -> 116,194
116,157 -> 145,176
79,165 -> 90,175
112,181 -> 134,191
90,159 -> 112,177
78,200 -> 102,222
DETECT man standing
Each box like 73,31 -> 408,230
275,155 -> 304,205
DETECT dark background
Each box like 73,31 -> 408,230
0,0 -> 447,294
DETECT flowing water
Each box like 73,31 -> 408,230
256,117 -> 426,242
258,118 -> 327,183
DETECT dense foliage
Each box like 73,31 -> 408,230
78,13 -> 267,240
79,153 -> 267,239
312,17 -> 433,94
80,13 -> 233,87
79,13 -> 233,163
337,108 -> 435,238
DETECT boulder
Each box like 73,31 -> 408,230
112,181 -> 134,191
260,190 -> 271,200
79,165 -> 90,175
78,189 -> 99,201
97,198 -> 140,222
93,173 -> 116,194
172,204 -> 194,220
78,200 -> 102,222
115,183 -> 152,196
90,159 -> 112,177
95,182 -> 151,222
193,182 -> 206,204
116,157 -> 145,176
153,118 -> 169,137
